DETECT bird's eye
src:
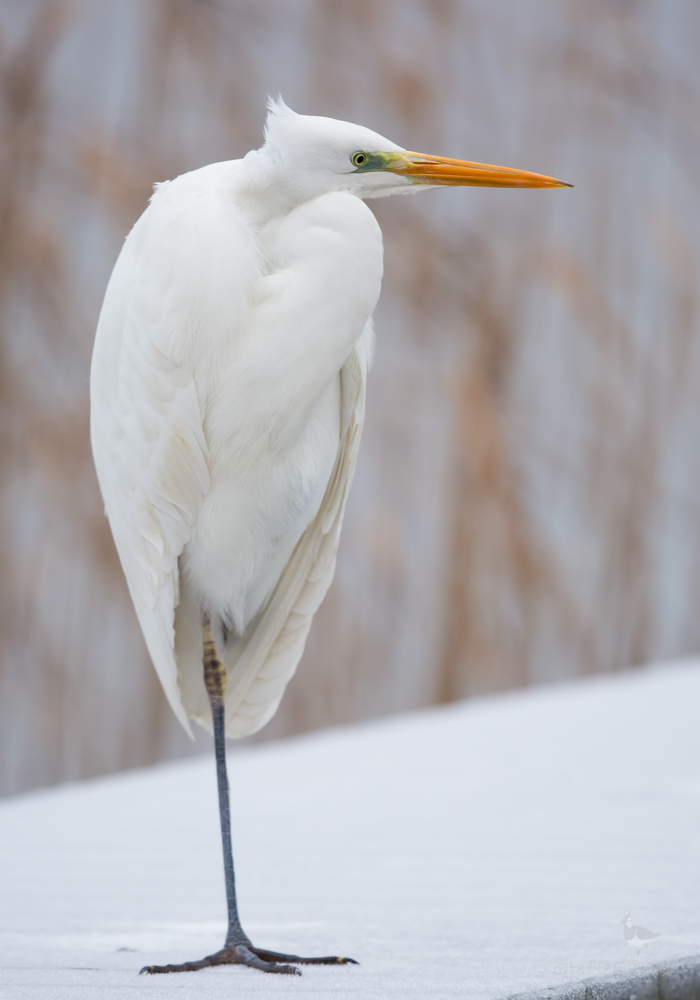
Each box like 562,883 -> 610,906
351,151 -> 368,168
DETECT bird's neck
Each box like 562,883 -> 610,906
235,147 -> 305,228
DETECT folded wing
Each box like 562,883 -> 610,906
220,328 -> 372,737
90,218 -> 212,736
92,182 -> 372,741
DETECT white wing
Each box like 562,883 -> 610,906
91,164 -> 256,735
91,221 -> 211,736
92,171 -> 379,742
219,328 -> 372,737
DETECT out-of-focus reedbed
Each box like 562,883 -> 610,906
1,0 -> 699,796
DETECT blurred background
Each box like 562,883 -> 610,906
1,0 -> 699,796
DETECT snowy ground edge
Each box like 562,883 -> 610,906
506,954 -> 700,999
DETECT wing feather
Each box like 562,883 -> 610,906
91,224 -> 212,736
221,327 -> 372,737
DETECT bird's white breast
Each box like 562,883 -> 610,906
182,186 -> 383,634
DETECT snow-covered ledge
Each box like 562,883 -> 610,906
2,660 -> 699,999
509,954 -> 700,999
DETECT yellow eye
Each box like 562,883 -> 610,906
351,151 -> 368,168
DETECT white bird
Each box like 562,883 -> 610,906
90,98 -> 569,976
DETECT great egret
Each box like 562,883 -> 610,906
90,98 -> 569,976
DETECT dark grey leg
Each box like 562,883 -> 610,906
141,611 -> 357,976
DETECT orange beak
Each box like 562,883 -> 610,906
391,151 -> 571,189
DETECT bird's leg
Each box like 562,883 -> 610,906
202,610 -> 249,951
141,610 -> 357,976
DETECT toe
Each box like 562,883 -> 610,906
233,944 -> 301,975
249,946 -> 358,966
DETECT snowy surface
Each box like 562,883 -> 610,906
2,661 -> 700,999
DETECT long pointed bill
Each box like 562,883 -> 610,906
390,151 -> 571,189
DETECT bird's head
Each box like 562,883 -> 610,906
256,98 -> 570,205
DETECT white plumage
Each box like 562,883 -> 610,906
90,99 -> 568,977
91,98 -> 567,743
91,102 -> 388,738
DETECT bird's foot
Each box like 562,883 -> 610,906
140,941 -> 358,976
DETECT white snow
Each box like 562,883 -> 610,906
2,660 -> 700,999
